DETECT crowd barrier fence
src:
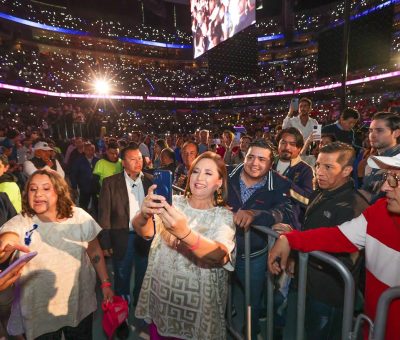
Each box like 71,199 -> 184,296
226,224 -> 355,340
170,187 -> 398,340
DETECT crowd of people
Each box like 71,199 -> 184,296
0,0 -> 387,44
1,92 -> 399,140
0,47 -> 319,96
0,0 -> 398,339
1,41 -> 398,98
0,96 -> 399,339
0,0 -> 191,44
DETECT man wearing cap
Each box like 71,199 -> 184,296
23,141 -> 65,178
269,153 -> 400,340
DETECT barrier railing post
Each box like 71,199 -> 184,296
266,235 -> 275,340
296,253 -> 308,340
310,251 -> 355,340
250,225 -> 355,340
372,286 -> 400,340
351,313 -> 374,339
226,274 -> 244,340
244,229 -> 252,340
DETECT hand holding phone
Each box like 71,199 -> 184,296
312,124 -> 322,141
0,251 -> 37,279
290,98 -> 299,113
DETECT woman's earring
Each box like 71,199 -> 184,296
216,187 -> 224,205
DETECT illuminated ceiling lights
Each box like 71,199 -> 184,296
93,79 -> 111,95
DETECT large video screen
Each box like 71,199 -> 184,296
191,0 -> 256,59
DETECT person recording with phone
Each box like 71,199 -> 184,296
283,97 -> 319,140
0,169 -> 113,340
133,151 -> 236,339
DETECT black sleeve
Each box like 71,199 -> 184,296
0,193 -> 17,226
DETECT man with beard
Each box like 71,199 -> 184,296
361,112 -> 400,203
274,127 -> 314,225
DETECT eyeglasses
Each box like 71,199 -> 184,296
382,172 -> 400,188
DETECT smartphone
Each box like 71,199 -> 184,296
153,170 -> 173,205
263,126 -> 270,133
233,126 -> 246,142
0,251 -> 37,279
291,98 -> 299,111
313,124 -> 322,140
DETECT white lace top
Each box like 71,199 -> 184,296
135,195 -> 236,339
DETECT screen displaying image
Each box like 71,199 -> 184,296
191,0 -> 256,58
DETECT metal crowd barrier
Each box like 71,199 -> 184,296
226,224 -> 356,340
372,286 -> 400,340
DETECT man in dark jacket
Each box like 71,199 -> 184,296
283,142 -> 369,340
227,139 -> 295,339
98,144 -> 152,338
322,108 -> 361,148
69,142 -> 99,213
0,192 -> 16,226
274,127 -> 314,226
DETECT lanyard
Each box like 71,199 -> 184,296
24,224 -> 38,246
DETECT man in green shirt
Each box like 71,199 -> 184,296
93,142 -> 123,188
0,155 -> 21,213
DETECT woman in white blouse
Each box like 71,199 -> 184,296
0,170 -> 113,339
133,151 -> 236,340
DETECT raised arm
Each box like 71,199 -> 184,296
132,184 -> 164,239
157,203 -> 233,267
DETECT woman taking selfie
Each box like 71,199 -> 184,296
133,151 -> 236,340
0,170 -> 113,340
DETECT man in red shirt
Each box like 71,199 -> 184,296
268,153 -> 400,339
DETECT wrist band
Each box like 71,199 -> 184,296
188,233 -> 201,251
101,282 -> 112,289
178,229 -> 191,241
102,278 -> 110,283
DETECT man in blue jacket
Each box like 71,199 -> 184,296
227,139 -> 296,339
69,142 -> 99,214
274,127 -> 314,225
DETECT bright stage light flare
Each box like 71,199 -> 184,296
94,79 -> 111,94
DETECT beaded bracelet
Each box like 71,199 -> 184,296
101,282 -> 112,289
188,233 -> 201,251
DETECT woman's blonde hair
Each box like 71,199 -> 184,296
22,169 -> 74,218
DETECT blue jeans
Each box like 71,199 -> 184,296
112,232 -> 149,306
283,291 -> 342,340
233,248 -> 268,339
